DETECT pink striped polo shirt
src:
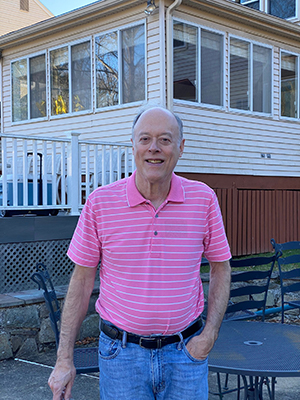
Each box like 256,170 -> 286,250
67,171 -> 231,335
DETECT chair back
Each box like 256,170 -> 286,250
31,262 -> 61,347
225,255 -> 277,321
271,238 -> 300,254
276,252 -> 300,323
270,239 -> 300,323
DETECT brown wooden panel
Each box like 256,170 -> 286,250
178,172 -> 300,190
190,173 -> 300,256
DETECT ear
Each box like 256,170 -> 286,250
131,138 -> 135,155
179,139 -> 185,158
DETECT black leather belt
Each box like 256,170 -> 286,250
100,317 -> 203,349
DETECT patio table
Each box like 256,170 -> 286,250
208,320 -> 300,399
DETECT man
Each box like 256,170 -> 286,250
49,106 -> 231,400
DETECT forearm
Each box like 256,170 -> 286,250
204,260 -> 231,342
57,264 -> 97,361
186,260 -> 231,359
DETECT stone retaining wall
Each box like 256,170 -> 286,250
1,274 -> 300,361
0,288 -> 100,361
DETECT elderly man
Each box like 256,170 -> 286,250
49,106 -> 231,400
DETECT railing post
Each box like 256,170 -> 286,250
67,131 -> 81,216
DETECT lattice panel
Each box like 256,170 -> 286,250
0,240 -> 75,293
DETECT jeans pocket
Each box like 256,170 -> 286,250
99,331 -> 121,360
181,335 -> 208,364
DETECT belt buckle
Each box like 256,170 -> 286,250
139,336 -> 162,349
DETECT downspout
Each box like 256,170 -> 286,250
0,52 -> 3,134
159,0 -> 166,107
166,0 -> 182,111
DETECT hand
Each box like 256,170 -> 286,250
48,361 -> 76,400
185,330 -> 216,360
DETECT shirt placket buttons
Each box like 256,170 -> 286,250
154,214 -> 159,236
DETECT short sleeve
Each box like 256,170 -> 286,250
67,195 -> 101,267
203,190 -> 231,262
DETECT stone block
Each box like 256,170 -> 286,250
10,335 -> 24,353
16,337 -> 38,358
79,314 -> 100,340
0,332 -> 13,360
39,302 -> 50,319
266,290 -> 276,307
4,305 -> 40,329
38,318 -> 56,344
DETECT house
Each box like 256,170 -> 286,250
0,0 -> 299,256
0,0 -> 53,36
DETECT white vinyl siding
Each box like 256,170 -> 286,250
174,104 -> 300,177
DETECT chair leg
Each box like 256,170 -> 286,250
217,373 -> 224,400
224,373 -> 229,390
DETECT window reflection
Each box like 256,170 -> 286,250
173,21 -> 198,102
281,52 -> 298,118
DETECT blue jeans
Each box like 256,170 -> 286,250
98,326 -> 208,400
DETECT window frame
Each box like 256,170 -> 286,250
173,18 -> 226,110
11,51 -> 47,125
228,34 -> 273,116
94,20 -> 147,112
49,37 -> 93,119
280,49 -> 300,121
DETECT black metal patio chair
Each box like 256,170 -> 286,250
210,254 -> 277,399
31,262 -> 99,374
271,238 -> 300,324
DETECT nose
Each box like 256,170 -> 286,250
148,138 -> 160,152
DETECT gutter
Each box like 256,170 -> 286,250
166,0 -> 182,111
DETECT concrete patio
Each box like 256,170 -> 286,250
1,348 -> 299,399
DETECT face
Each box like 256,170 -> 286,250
131,108 -> 185,189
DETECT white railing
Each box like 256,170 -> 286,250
0,132 -> 135,216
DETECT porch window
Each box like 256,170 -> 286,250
122,24 -> 145,104
95,32 -> 118,107
173,22 -> 198,102
95,23 -> 145,108
230,37 -> 272,114
253,44 -> 272,113
12,59 -> 28,122
281,52 -> 298,118
50,40 -> 91,116
12,54 -> 46,122
71,42 -> 91,112
173,21 -> 224,106
30,54 -> 46,119
230,38 -> 250,110
201,29 -> 223,106
50,47 -> 69,115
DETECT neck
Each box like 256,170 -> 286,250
135,175 -> 171,209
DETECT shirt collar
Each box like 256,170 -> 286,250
126,170 -> 185,207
